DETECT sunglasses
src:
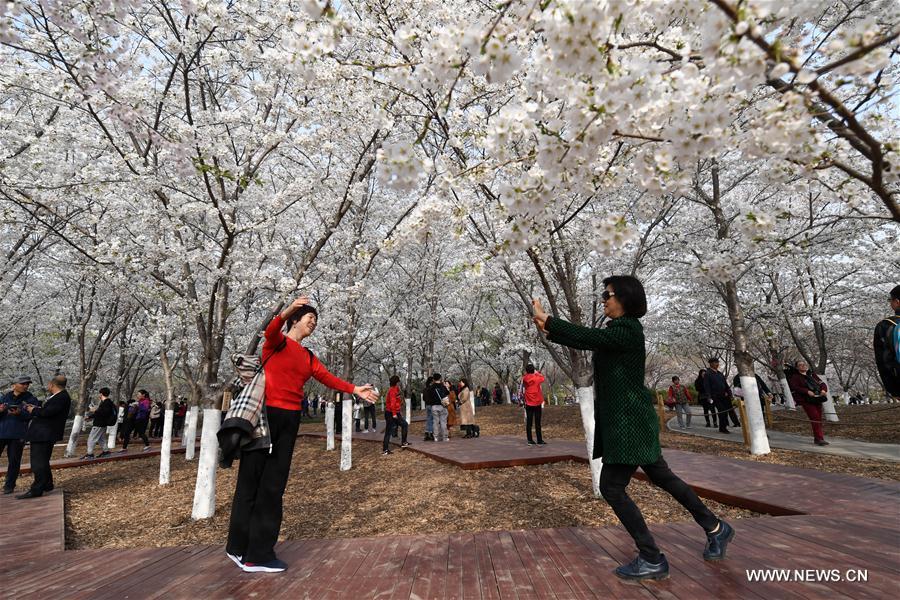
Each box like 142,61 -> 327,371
601,290 -> 616,301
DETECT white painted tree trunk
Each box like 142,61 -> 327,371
818,374 -> 839,422
779,377 -> 795,409
159,408 -> 174,485
739,376 -> 771,455
840,392 -> 849,406
405,397 -> 411,424
107,406 -> 124,450
341,398 -> 352,471
325,402 -> 335,451
576,386 -> 602,498
471,394 -> 476,416
184,406 -> 199,459
420,392 -> 425,411
503,385 -> 511,405
191,408 -> 220,520
65,414 -> 85,457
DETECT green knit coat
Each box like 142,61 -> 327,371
546,315 -> 660,466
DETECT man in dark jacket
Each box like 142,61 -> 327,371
18,375 -> 72,499
874,285 -> 900,400
82,387 -> 116,459
703,358 -> 740,434
0,375 -> 39,494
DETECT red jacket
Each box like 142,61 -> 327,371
522,372 -> 545,406
788,371 -> 827,406
262,315 -> 354,411
667,384 -> 693,404
386,385 -> 403,416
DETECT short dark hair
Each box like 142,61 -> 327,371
99,387 -> 111,397
51,375 -> 67,389
602,275 -> 647,318
891,285 -> 900,301
672,376 -> 679,382
286,305 -> 319,330
389,375 -> 400,386
708,357 -> 720,364
431,373 -> 442,383
526,363 -> 535,374
138,389 -> 148,396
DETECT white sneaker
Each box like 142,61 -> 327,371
143,446 -> 151,451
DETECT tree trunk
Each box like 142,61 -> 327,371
107,406 -> 123,450
341,398 -> 353,471
159,348 -> 177,485
190,407 -> 220,520
326,401 -> 335,451
724,281 -> 770,455
64,414 -> 85,458
575,384 -> 602,497
183,406 -> 199,459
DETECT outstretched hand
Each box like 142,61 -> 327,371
532,298 -> 549,333
354,384 -> 378,403
280,296 -> 310,320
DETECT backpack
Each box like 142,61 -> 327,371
881,316 -> 900,375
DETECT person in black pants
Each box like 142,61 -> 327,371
533,276 -> 734,581
362,398 -> 377,433
18,375 -> 72,499
382,376 -> 409,455
704,358 -> 739,433
694,369 -> 717,428
224,296 -> 377,573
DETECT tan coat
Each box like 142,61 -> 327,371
458,387 -> 475,425
447,390 -> 459,427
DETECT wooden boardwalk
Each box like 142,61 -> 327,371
1,432 -> 898,598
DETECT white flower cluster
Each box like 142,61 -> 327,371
376,142 -> 429,192
590,215 -> 637,256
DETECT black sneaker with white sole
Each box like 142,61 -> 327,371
226,551 -> 243,568
241,558 -> 288,573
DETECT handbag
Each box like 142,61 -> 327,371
805,373 -> 827,404
436,388 -> 450,407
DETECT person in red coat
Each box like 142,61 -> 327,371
382,376 -> 410,455
788,360 -> 829,446
522,364 -> 546,445
226,296 -> 378,573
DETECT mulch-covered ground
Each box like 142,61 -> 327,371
34,404 -> 899,550
765,403 -> 900,444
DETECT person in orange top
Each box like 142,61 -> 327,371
522,364 -> 546,445
382,375 -> 410,455
226,296 -> 377,573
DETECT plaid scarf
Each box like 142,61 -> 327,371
217,340 -> 285,466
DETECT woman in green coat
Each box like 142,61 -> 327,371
532,275 -> 734,581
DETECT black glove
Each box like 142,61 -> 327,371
217,428 -> 243,469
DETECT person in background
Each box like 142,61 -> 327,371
667,376 -> 693,429
362,391 -> 377,433
428,374 -> 450,442
457,378 -> 477,438
522,364 -> 546,445
149,400 -> 163,438
18,375 -> 72,499
704,358 -> 739,434
694,369 -> 716,428
423,374 -> 437,442
353,397 -> 362,432
445,381 -> 458,440
493,383 -> 503,405
0,375 -> 39,494
788,359 -> 829,446
874,285 -> 900,400
82,387 -> 116,459
382,375 -> 410,455
532,275 -> 733,581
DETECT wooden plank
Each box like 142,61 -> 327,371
507,530 -> 565,599
473,529 -> 502,600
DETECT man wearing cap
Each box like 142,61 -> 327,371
0,376 -> 39,494
17,375 -> 72,499
702,358 -> 740,434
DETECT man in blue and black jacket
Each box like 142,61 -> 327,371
0,375 -> 39,494
18,375 -> 72,499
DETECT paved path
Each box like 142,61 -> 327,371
666,407 -> 900,462
2,442 -> 898,599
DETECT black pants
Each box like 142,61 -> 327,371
364,404 -> 377,430
0,438 -> 25,491
28,441 -> 54,496
227,406 -> 301,564
150,417 -> 163,438
124,419 -> 149,449
713,397 -> 739,431
600,456 -> 718,563
525,405 -> 543,443
700,398 -> 717,427
383,412 -> 408,451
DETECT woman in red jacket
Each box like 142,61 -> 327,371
226,297 -> 377,573
787,360 -> 829,446
383,375 -> 410,455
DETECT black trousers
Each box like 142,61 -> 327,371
713,397 -> 740,430
227,406 -> 301,564
28,441 -> 54,496
123,419 -> 150,449
0,438 -> 25,491
700,398 -> 717,426
383,412 -> 408,451
525,405 -> 543,443
600,456 -> 718,563
363,404 -> 377,430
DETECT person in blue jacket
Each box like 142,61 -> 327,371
0,375 -> 39,494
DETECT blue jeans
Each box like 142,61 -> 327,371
425,405 -> 433,433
